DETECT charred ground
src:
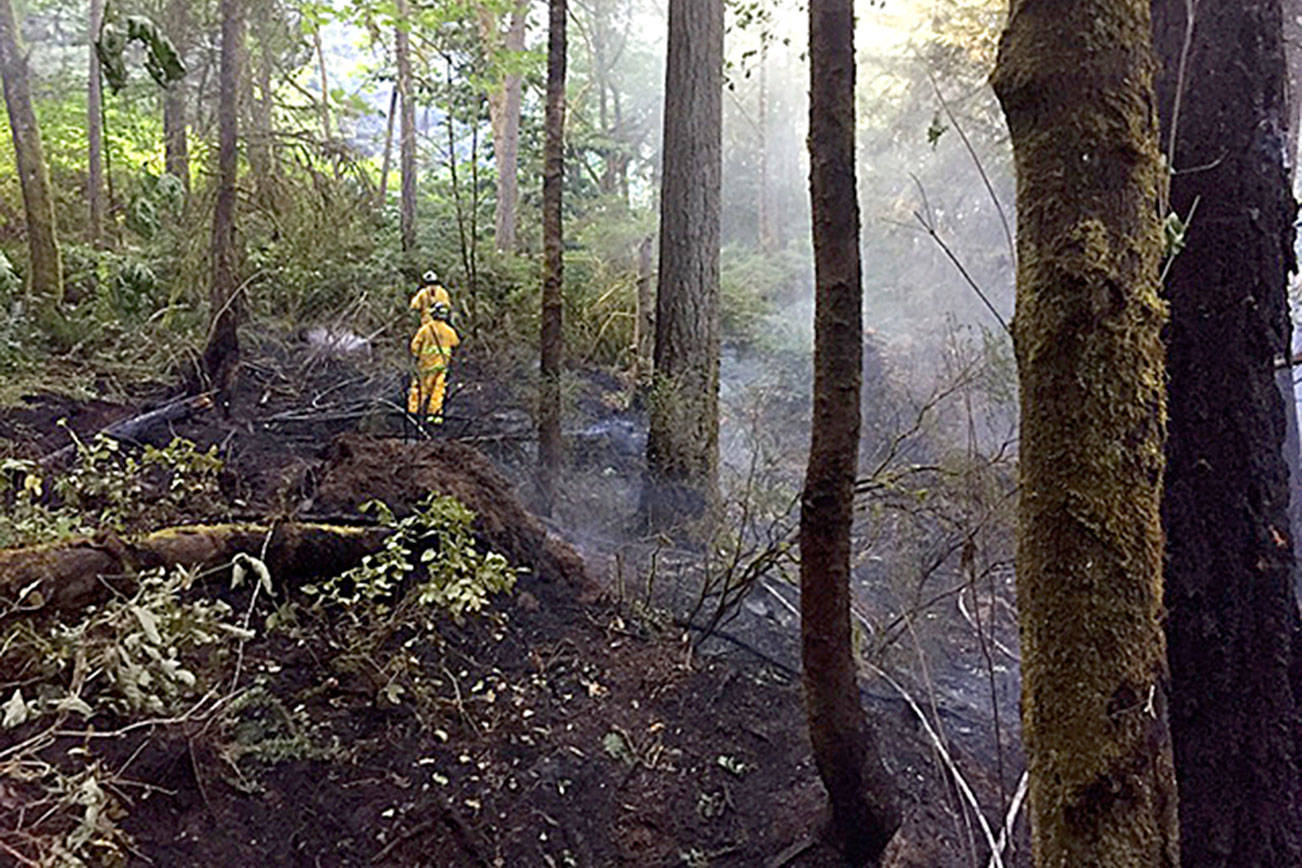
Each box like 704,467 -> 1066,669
0,334 -> 1023,867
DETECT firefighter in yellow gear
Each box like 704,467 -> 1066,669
410,270 -> 452,322
407,301 -> 460,423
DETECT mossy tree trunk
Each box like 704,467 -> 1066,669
801,0 -> 900,861
0,0 -> 62,310
642,0 -> 722,530
538,0 -> 566,516
991,0 -> 1180,863
203,0 -> 242,408
1152,0 -> 1302,862
396,0 -> 416,254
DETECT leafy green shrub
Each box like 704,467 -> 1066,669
303,494 -> 520,623
0,433 -> 224,546
1,563 -> 240,727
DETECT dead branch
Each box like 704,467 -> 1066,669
40,393 -> 216,469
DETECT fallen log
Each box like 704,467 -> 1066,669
39,392 -> 216,469
0,522 -> 391,618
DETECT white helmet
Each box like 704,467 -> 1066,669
422,270 -> 438,285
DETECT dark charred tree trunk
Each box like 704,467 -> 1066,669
642,0 -> 722,530
87,0 -> 105,244
801,1 -> 900,861
1152,0 -> 1302,862
538,0 -> 566,516
396,0 -> 416,254
163,0 -> 189,191
203,0 -> 242,409
1282,0 -> 1302,605
991,0 -> 1180,863
0,0 -> 62,310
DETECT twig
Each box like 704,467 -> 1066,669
988,771 -> 1029,868
926,69 -> 1015,266
912,204 -> 1011,336
867,663 -> 1006,868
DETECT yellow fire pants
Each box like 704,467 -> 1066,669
407,366 -> 448,419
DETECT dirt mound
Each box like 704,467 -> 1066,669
312,434 -> 591,591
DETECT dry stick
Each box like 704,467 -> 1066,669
906,614 -> 978,866
1166,0 -> 1199,183
957,586 -> 1019,662
912,207 -> 1010,337
966,553 -> 1009,842
867,662 -> 1006,868
988,771 -> 1030,868
925,69 -> 1015,266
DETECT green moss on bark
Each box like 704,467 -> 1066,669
991,0 -> 1179,864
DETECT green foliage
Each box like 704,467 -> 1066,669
0,434 -> 223,547
1,563 -> 239,726
96,16 -> 187,94
303,494 -> 520,623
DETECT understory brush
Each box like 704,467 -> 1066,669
0,492 -> 520,865
0,433 -> 223,547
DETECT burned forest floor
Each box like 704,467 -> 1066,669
0,330 -> 1027,867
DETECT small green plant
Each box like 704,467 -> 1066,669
1,563 -> 241,726
303,494 -> 521,623
0,432 -> 224,546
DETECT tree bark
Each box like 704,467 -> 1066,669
757,37 -> 773,254
642,0 -> 722,530
1152,0 -> 1302,862
0,0 -> 62,309
802,1 -> 900,861
379,85 -> 397,205
991,0 -> 1180,863
396,0 -> 417,254
634,233 -> 654,394
538,0 -> 566,516
163,0 -> 189,191
203,0 -> 242,408
87,0 -> 105,244
1282,0 -> 1302,606
0,523 -> 390,618
313,25 -> 332,142
478,1 -> 527,254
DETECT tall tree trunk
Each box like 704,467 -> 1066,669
757,37 -> 773,254
203,0 -> 242,409
396,0 -> 416,254
313,25 -> 331,142
478,1 -> 527,254
255,34 -> 275,191
87,0 -> 105,244
1282,0 -> 1302,606
642,0 -> 722,530
991,0 -> 1180,863
634,233 -> 654,394
538,0 -> 566,516
244,7 -> 272,196
379,85 -> 397,205
0,0 -> 62,310
163,0 -> 190,191
802,0 -> 900,861
1152,0 -> 1302,862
